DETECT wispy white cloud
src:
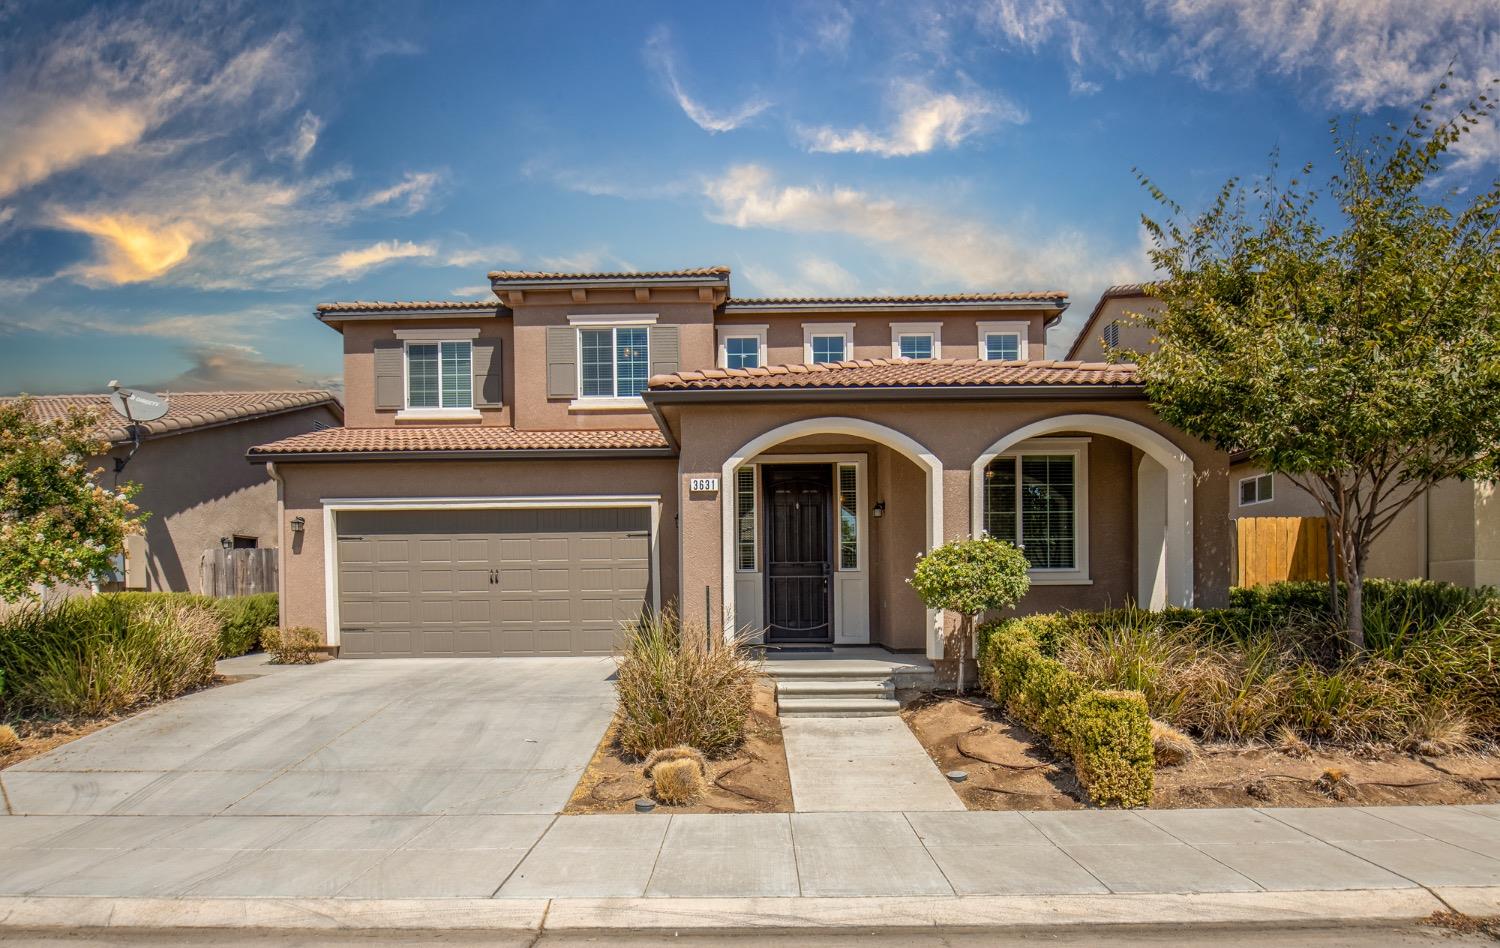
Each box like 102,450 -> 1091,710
525,160 -> 696,201
704,163 -> 1141,299
446,244 -> 522,269
739,256 -> 857,297
799,79 -> 1025,156
147,343 -> 340,392
274,111 -> 322,164
359,170 -> 443,214
644,25 -> 771,133
326,240 -> 436,279
449,284 -> 495,298
539,250 -> 634,273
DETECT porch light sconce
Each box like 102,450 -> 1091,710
872,501 -> 886,519
219,536 -> 232,550
289,516 -> 306,534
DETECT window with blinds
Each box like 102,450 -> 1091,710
983,453 -> 1076,570
736,467 -> 757,572
837,463 -> 859,569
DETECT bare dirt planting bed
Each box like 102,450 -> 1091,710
903,692 -> 1500,810
565,679 -> 794,813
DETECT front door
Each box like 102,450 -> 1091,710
763,465 -> 833,642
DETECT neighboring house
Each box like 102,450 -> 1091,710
250,266 -> 1231,663
10,391 -> 342,594
1068,286 -> 1500,589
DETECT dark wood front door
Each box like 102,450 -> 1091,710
763,465 -> 833,642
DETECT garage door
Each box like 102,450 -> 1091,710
335,507 -> 652,657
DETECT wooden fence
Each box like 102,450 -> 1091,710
1235,516 -> 1335,588
200,547 -> 278,597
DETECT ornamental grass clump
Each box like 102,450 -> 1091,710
645,746 -> 710,805
614,610 -> 757,761
0,596 -> 218,717
262,626 -> 323,664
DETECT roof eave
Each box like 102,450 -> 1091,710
247,446 -> 677,464
721,299 -> 1067,315
488,274 -> 729,290
315,307 -> 506,325
644,384 -> 1145,403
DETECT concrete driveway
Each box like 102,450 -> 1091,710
0,656 -> 617,818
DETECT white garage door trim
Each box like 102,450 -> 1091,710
321,494 -> 663,647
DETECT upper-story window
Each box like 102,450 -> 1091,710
978,320 -> 1029,362
718,325 -> 767,370
803,322 -> 854,365
407,341 -> 473,409
891,322 -> 941,361
580,326 -> 650,398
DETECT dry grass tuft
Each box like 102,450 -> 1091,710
1149,719 -> 1197,767
1403,704 -> 1475,757
0,724 -> 18,751
1314,767 -> 1357,801
651,756 -> 708,805
1274,725 -> 1312,758
614,611 -> 758,761
644,744 -> 707,777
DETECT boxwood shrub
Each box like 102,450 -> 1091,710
978,615 -> 1154,808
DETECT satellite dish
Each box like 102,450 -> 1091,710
108,385 -> 169,423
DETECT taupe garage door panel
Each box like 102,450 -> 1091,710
337,507 -> 651,658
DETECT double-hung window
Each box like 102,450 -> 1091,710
580,327 -> 650,398
898,334 -> 933,359
810,334 -> 846,363
1239,473 -> 1274,506
803,323 -> 854,365
978,321 -> 1028,362
725,336 -> 760,369
982,441 -> 1087,578
406,341 -> 473,409
891,322 -> 941,360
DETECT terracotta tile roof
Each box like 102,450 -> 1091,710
488,266 -> 730,281
724,291 -> 1068,307
648,358 -> 1141,392
3,391 -> 341,443
249,426 -> 671,458
315,300 -> 500,314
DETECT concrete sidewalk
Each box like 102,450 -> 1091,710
1,805 -> 1497,902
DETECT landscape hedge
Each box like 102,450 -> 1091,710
977,615 -> 1154,808
101,592 -> 277,657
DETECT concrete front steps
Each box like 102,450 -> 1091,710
766,661 -> 901,717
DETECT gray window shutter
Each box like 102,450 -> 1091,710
546,326 -> 577,399
373,339 -> 404,410
472,339 -> 502,406
649,325 -> 680,379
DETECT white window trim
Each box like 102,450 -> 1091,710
575,324 -> 650,403
401,338 -> 475,412
717,324 -> 768,369
1238,473 -> 1275,507
567,313 -> 658,326
981,437 -> 1091,585
890,321 -> 942,360
977,320 -> 1030,361
802,322 -> 855,364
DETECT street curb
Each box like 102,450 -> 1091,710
0,888 -> 1484,933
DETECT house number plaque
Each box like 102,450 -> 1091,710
689,477 -> 720,493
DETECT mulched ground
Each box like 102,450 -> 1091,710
565,679 -> 794,813
902,691 -> 1500,810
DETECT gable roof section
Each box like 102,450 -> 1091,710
6,391 -> 342,444
1064,283 -> 1155,360
248,426 -> 672,461
647,358 -> 1140,397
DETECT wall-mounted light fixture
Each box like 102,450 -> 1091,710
219,536 -> 233,550
872,501 -> 886,519
289,516 -> 306,534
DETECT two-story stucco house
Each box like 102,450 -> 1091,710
250,267 -> 1232,663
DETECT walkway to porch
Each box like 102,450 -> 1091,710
759,647 -> 936,691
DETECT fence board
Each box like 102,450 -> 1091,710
1236,516 -> 1332,588
200,547 -> 278,597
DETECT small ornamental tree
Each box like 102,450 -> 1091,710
909,537 -> 1031,693
1127,85 -> 1500,651
0,397 -> 143,602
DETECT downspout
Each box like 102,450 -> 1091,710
266,461 -> 286,630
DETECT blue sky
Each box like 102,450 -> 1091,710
1,0 -> 1497,395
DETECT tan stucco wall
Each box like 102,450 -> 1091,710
340,317 -> 513,429
274,458 -> 679,638
109,405 -> 342,592
665,398 -> 1233,643
716,310 -> 1052,364
1069,295 -> 1161,360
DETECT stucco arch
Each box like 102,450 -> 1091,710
969,413 -> 1196,608
720,416 -> 944,652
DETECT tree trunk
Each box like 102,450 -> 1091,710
952,614 -> 971,695
1344,566 -> 1366,652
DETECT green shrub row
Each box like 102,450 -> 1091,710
977,617 -> 1154,808
101,592 -> 278,657
0,596 -> 221,717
